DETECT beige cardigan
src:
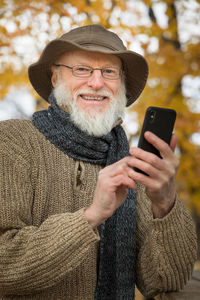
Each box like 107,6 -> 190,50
0,119 -> 197,300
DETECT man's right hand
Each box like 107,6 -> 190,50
84,157 -> 137,228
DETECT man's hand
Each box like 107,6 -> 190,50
84,157 -> 137,228
130,131 -> 179,218
85,131 -> 179,228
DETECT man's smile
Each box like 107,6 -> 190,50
80,94 -> 107,101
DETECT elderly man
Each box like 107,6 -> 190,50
0,25 -> 197,300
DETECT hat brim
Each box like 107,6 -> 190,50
28,39 -> 148,107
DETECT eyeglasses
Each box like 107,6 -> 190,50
53,64 -> 121,80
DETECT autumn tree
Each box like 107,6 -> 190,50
0,0 -> 200,214
132,0 -> 200,215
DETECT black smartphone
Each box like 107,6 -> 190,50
135,106 -> 177,173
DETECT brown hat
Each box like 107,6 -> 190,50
28,25 -> 148,106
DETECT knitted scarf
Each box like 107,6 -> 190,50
32,93 -> 136,300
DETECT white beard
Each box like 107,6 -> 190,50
53,80 -> 127,137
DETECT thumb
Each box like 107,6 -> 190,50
170,133 -> 178,152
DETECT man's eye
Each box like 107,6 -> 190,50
76,67 -> 90,72
104,68 -> 115,74
104,68 -> 119,77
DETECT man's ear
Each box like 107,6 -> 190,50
51,66 -> 58,87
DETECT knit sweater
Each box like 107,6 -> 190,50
0,119 -> 197,300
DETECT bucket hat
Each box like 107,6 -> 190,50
28,24 -> 148,107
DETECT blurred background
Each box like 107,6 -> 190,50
0,0 -> 200,298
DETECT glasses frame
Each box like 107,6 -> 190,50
53,63 -> 122,80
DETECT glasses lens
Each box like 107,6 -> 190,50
73,65 -> 91,77
102,67 -> 120,79
72,65 -> 120,79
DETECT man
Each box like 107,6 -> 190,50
0,25 -> 197,300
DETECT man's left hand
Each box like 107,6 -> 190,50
130,131 -> 179,218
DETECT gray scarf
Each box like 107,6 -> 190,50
32,93 -> 136,299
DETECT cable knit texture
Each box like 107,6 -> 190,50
0,119 -> 197,300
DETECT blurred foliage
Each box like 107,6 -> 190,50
0,0 -> 200,213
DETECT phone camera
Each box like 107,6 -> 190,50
149,110 -> 156,123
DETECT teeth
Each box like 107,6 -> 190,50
81,95 -> 105,101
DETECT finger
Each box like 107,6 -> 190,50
131,146 -> 163,171
99,161 -> 137,190
112,174 -> 137,190
102,158 -> 130,177
170,133 -> 178,152
131,167 -> 158,189
144,131 -> 173,159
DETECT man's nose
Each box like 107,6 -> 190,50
87,70 -> 105,90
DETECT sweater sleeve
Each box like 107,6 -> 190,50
0,122 -> 100,295
135,183 -> 197,298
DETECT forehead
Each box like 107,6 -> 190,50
58,50 -> 122,67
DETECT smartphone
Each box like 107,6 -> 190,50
135,106 -> 177,173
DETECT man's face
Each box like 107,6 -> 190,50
51,50 -> 123,116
